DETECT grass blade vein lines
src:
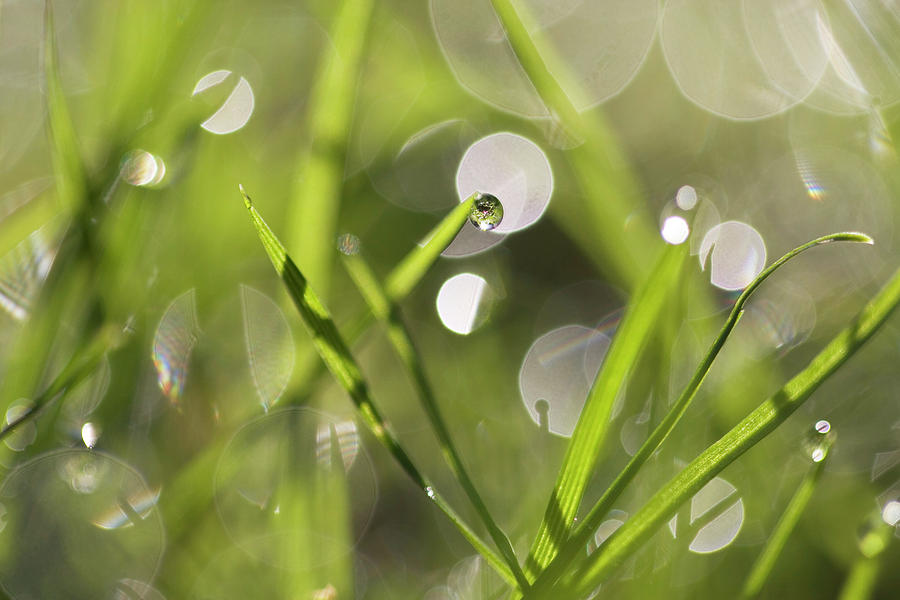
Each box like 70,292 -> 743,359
524,246 -> 685,579
527,232 -> 873,595
240,185 -> 519,589
561,262 -> 900,597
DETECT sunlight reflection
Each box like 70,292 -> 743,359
519,325 -> 611,437
192,70 -> 255,135
152,289 -> 200,403
436,273 -> 491,335
699,221 -> 766,291
456,133 -> 553,234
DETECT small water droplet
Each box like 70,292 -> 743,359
468,193 -> 504,231
803,420 -> 835,462
336,233 -> 360,256
425,486 -> 436,500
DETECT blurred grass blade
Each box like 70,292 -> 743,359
384,194 -> 476,301
741,435 -> 835,598
487,0 -> 656,289
838,518 -> 894,600
44,0 -> 89,213
284,0 -> 375,296
341,249 -> 530,590
524,246 -> 685,579
0,324 -> 118,442
240,185 -> 519,589
528,232 -> 873,595
561,262 -> 900,597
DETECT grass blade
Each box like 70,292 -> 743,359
524,246 -> 686,579
527,232 -> 873,595
838,518 -> 894,600
560,262 -> 900,597
284,0 -> 375,296
43,0 -> 88,213
384,194 -> 477,301
240,185 -> 519,589
487,0 -> 656,289
341,248 -> 530,590
0,324 -> 119,442
741,432 -> 834,598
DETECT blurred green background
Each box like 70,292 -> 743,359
0,0 -> 899,598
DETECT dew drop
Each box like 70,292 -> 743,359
336,233 -> 360,256
468,193 -> 504,231
425,486 -> 436,500
803,420 -> 835,462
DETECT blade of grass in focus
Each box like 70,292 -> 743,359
285,0 -> 375,296
524,246 -> 686,581
241,185 -> 520,589
341,245 -> 530,591
559,262 -> 900,597
158,194 -> 479,572
741,433 -> 835,598
528,232 -> 874,596
487,0 -> 657,290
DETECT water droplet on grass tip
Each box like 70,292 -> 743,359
468,193 -> 503,231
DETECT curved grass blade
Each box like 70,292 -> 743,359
527,232 -> 873,595
341,249 -> 530,591
284,0 -> 375,296
558,262 -> 900,597
240,185 -> 519,589
524,246 -> 686,580
741,433 -> 835,598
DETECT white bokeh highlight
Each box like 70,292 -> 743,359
699,221 -> 767,291
192,70 -> 255,135
436,273 -> 490,335
456,133 -> 553,233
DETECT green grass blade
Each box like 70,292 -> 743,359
284,0 -> 375,296
527,232 -> 873,595
838,519 -> 894,600
560,262 -> 900,597
524,246 -> 686,579
341,249 -> 530,590
741,434 -> 834,598
384,194 -> 477,301
43,0 -> 89,213
487,0 -> 656,289
0,323 -> 119,442
240,186 -> 519,589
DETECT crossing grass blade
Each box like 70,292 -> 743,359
527,232 -> 874,596
741,433 -> 834,598
284,0 -> 375,296
523,246 -> 686,580
341,248 -> 530,590
557,262 -> 900,597
487,0 -> 656,289
240,185 -> 520,589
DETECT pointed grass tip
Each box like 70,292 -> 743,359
238,184 -> 253,209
